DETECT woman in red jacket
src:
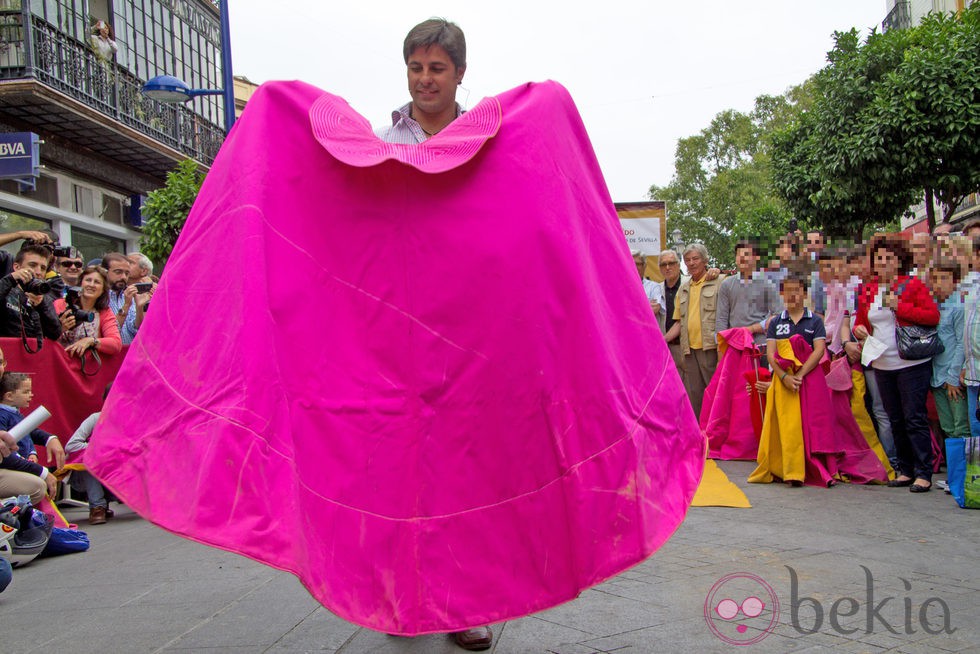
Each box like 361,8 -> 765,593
54,266 -> 122,358
851,235 -> 939,492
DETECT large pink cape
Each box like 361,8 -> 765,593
702,328 -> 763,460
85,81 -> 705,634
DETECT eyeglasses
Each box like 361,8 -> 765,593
60,260 -> 84,269
659,261 -> 679,268
715,597 -> 765,620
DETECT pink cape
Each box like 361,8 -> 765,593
702,328 -> 763,460
784,337 -> 888,487
85,81 -> 705,634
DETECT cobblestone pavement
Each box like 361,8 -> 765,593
1,460 -> 977,653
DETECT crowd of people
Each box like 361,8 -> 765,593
635,218 -> 980,491
0,229 -> 156,537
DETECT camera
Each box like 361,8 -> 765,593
52,245 -> 76,258
134,282 -> 153,294
20,278 -> 50,294
64,287 -> 95,323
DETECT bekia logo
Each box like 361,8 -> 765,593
0,142 -> 26,156
706,567 -> 956,645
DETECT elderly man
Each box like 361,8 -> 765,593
658,249 -> 685,374
665,243 -> 725,419
632,249 -> 666,327
127,252 -> 154,284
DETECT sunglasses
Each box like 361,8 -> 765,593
60,260 -> 84,269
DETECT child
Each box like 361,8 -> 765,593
931,262 -> 969,440
0,373 -> 57,464
750,274 -> 826,486
64,385 -> 112,525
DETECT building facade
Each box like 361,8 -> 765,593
0,0 -> 227,260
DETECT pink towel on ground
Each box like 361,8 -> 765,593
85,81 -> 706,635
703,327 -> 763,460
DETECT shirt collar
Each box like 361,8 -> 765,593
0,404 -> 20,415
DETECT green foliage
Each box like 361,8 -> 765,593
771,5 -> 980,235
139,159 -> 205,266
649,92 -> 801,269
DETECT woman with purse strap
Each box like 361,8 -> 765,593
851,234 -> 940,493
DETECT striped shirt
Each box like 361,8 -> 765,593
963,272 -> 980,386
374,102 -> 464,144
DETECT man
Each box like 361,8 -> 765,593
909,232 -> 934,282
376,19 -> 492,651
803,229 -> 826,315
104,252 -> 149,345
658,250 -> 685,375
632,250 -> 665,327
376,18 -> 466,145
55,249 -> 85,290
665,243 -> 724,419
0,230 -> 51,277
127,252 -> 154,284
716,240 -> 779,348
0,244 -> 62,342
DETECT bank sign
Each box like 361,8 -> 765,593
0,132 -> 40,183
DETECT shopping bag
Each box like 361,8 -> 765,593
946,438 -> 966,508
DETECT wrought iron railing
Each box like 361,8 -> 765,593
882,1 -> 912,32
0,12 -> 222,166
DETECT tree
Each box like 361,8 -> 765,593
649,92 -> 802,269
139,159 -> 205,265
771,5 -> 980,235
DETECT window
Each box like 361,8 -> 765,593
0,208 -> 51,257
72,183 -> 95,217
71,226 -> 125,263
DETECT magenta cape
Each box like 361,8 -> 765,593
701,328 -> 763,460
85,81 -> 705,634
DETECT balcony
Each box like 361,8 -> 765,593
882,1 -> 912,32
0,9 -> 222,185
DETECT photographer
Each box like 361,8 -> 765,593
0,244 -> 62,343
54,265 -> 121,358
103,252 -> 152,345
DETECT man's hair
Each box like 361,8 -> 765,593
683,243 -> 709,263
14,243 -> 53,267
403,18 -> 466,71
101,252 -> 129,270
128,252 -> 153,275
0,371 -> 29,398
734,239 -> 763,258
79,266 -> 111,311
658,249 -> 679,262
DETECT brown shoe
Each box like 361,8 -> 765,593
89,506 -> 107,525
452,626 -> 492,651
105,507 -> 114,520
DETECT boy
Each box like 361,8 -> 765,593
750,274 -> 827,487
931,263 -> 969,439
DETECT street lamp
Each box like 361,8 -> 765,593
141,0 -> 235,133
671,228 -> 684,257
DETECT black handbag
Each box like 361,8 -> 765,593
893,280 -> 944,360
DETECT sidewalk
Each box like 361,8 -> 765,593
1,460 -> 977,653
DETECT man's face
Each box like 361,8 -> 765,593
57,256 -> 85,284
805,232 -> 824,256
106,259 -> 131,292
126,255 -> 144,283
407,45 -> 464,120
684,250 -> 707,280
659,254 -> 681,284
634,256 -> 646,279
910,234 -> 932,269
13,253 -> 49,278
735,247 -> 758,276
